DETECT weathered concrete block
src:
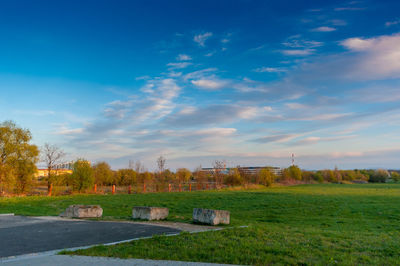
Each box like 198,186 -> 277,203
193,208 -> 230,225
60,205 -> 103,218
132,206 -> 169,220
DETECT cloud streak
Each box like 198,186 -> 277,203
194,32 -> 213,46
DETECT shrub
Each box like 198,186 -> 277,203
115,169 -> 137,186
71,159 -> 94,192
93,162 -> 114,185
313,171 -> 324,183
225,168 -> 243,186
283,165 -> 302,180
369,169 -> 389,183
391,171 -> 400,182
176,168 -> 192,183
258,168 -> 276,186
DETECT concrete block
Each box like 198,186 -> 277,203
193,208 -> 230,225
60,205 -> 103,218
132,206 -> 169,220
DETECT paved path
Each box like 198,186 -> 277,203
2,255 -> 236,266
0,215 -> 180,258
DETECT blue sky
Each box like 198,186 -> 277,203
1,0 -> 400,170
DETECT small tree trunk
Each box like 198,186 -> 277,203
48,183 -> 52,196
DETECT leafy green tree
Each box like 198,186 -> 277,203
57,172 -> 72,186
71,159 -> 94,192
93,161 -> 114,185
283,165 -> 302,180
353,170 -> 367,181
115,169 -> 136,185
138,171 -> 154,184
369,169 -> 389,183
163,169 -> 176,182
258,168 -> 276,186
313,171 -> 324,183
225,168 -> 243,186
341,170 -> 356,181
301,170 -> 313,182
0,121 -> 39,194
14,146 -> 39,193
176,168 -> 191,183
321,170 -> 336,182
391,171 -> 400,182
359,169 -> 375,181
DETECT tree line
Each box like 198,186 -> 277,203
0,121 -> 398,195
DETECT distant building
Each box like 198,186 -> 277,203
35,162 -> 74,178
200,166 -> 282,176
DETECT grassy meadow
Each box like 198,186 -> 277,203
2,184 -> 400,264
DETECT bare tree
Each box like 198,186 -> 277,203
213,160 -> 226,186
129,160 -> 135,170
41,143 -> 66,195
135,161 -> 145,173
193,165 -> 207,185
157,155 -> 166,174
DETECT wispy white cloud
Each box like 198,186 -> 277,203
385,20 -> 400,27
307,8 -> 322,12
191,79 -> 228,90
285,103 -> 309,110
13,110 -> 55,116
281,49 -> 315,56
288,33 -> 400,81
194,32 -> 213,46
252,134 -> 298,144
294,135 -> 356,146
103,100 -> 133,119
204,51 -> 215,57
176,54 -> 192,61
352,86 -> 400,103
55,125 -> 84,135
334,7 -> 365,11
167,62 -> 192,69
329,19 -> 347,26
164,104 -> 261,127
282,36 -> 323,48
254,67 -> 287,73
135,75 -> 151,80
311,26 -> 337,32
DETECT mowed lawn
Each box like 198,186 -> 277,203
2,184 -> 400,265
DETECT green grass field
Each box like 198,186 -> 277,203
2,184 -> 400,265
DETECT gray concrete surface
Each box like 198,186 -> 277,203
60,205 -> 103,218
132,206 -> 169,220
0,215 -> 180,258
2,255 -> 237,266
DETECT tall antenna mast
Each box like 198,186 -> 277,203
291,153 -> 295,166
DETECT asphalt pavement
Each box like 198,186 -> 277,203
2,255 -> 237,266
0,215 -> 181,258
